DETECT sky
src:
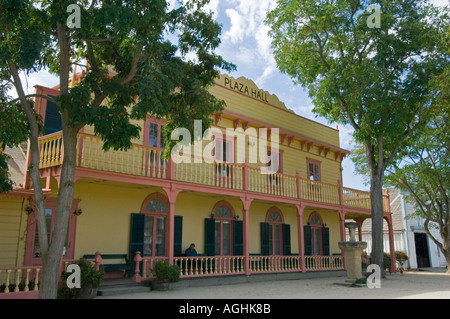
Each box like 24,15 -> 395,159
18,0 -> 449,191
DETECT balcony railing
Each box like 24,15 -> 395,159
36,132 -> 389,212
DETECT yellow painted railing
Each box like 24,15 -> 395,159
39,132 -> 63,168
79,134 -> 168,179
174,256 -> 245,277
305,256 -> 344,270
37,132 -> 389,213
0,266 -> 41,295
301,179 -> 340,205
247,167 -> 297,198
342,187 -> 371,210
133,254 -> 343,281
175,162 -> 243,190
249,255 -> 301,273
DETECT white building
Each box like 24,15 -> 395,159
358,188 -> 447,269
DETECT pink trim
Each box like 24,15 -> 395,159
0,291 -> 39,299
221,109 -> 350,157
140,193 -> 170,258
212,200 -> 236,256
24,198 -> 79,267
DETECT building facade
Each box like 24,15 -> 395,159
0,74 -> 395,296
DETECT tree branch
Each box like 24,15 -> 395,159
10,94 -> 59,106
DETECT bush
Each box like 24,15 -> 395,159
152,260 -> 180,283
59,258 -> 104,299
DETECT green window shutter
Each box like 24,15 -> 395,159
129,213 -> 145,277
322,227 -> 330,256
204,218 -> 215,256
260,222 -> 270,255
233,220 -> 243,256
304,225 -> 312,256
44,97 -> 62,135
282,224 -> 291,256
174,216 -> 183,257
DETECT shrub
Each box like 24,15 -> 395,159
59,258 -> 104,298
152,260 -> 180,283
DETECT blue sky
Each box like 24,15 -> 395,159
19,0 -> 448,191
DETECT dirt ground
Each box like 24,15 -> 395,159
99,268 -> 450,300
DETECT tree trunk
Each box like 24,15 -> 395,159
370,169 -> 385,276
38,125 -> 78,299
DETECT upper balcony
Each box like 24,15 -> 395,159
35,131 -> 390,214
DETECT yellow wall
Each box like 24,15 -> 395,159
72,181 -> 342,257
0,196 -> 28,268
73,180 -> 157,258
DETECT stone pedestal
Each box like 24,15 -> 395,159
338,222 -> 367,281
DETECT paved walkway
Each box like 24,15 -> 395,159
98,269 -> 450,300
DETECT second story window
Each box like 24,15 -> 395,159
146,117 -> 167,150
308,159 -> 321,182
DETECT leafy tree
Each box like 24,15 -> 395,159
389,110 -> 449,272
0,0 -> 234,299
352,24 -> 449,272
266,0 -> 449,272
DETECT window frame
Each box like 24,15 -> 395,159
308,212 -> 324,256
25,198 -> 79,267
140,193 -> 169,257
212,201 -> 235,256
307,158 -> 321,182
144,116 -> 167,150
265,207 -> 284,256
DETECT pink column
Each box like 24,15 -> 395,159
296,204 -> 305,272
94,251 -> 102,271
242,197 -> 251,276
339,210 -> 347,269
168,199 -> 175,265
133,251 -> 143,283
385,215 -> 396,273
165,188 -> 179,266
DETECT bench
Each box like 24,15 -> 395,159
83,253 -> 131,277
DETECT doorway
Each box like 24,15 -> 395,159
414,232 -> 430,268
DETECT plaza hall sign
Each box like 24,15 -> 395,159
223,75 -> 270,103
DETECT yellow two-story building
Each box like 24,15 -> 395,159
0,73 -> 396,297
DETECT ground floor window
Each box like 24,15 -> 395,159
141,194 -> 168,257
205,200 -> 243,256
304,212 -> 329,256
25,198 -> 78,266
261,207 -> 291,255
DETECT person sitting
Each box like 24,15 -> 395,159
185,243 -> 198,256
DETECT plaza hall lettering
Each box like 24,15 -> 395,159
224,76 -> 269,103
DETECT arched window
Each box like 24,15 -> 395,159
309,213 -> 323,255
261,207 -> 290,256
266,208 -> 284,255
305,212 -> 329,256
140,193 -> 169,257
212,201 -> 235,256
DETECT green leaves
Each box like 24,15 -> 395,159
266,0 -> 449,169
